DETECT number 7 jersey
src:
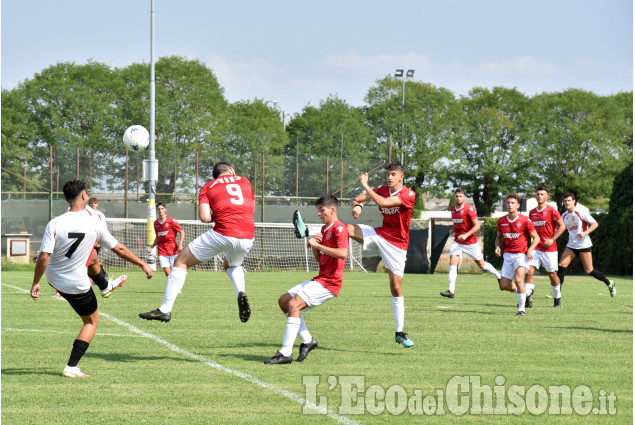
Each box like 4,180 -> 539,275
199,175 -> 255,239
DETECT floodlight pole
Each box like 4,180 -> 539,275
395,68 -> 415,164
146,0 -> 158,271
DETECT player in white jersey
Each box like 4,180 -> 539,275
30,180 -> 153,378
557,192 -> 616,297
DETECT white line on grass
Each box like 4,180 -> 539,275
2,283 -> 362,425
2,327 -> 145,338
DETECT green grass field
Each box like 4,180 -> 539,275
2,270 -> 632,424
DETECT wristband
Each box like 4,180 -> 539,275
354,204 -> 363,209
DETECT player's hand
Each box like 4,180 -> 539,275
307,237 -> 318,248
141,263 -> 154,279
352,206 -> 362,219
147,247 -> 152,253
313,233 -> 323,243
526,249 -> 534,261
457,234 -> 467,241
542,238 -> 554,248
30,283 -> 40,300
577,232 -> 586,239
359,173 -> 369,187
495,246 -> 501,257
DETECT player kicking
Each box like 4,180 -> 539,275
148,202 -> 185,277
30,180 -> 153,378
440,189 -> 501,298
557,192 -> 616,297
495,194 -> 540,316
347,162 -> 415,347
525,186 -> 566,307
139,162 -> 255,323
265,195 -> 348,364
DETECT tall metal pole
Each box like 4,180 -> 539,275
146,0 -> 157,270
401,77 -> 405,164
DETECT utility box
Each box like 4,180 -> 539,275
2,233 -> 31,265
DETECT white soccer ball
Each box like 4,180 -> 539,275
123,125 -> 150,151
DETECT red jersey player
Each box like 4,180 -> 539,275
440,189 -> 501,299
265,194 -> 348,364
525,186 -> 565,308
140,162 -> 255,324
148,202 -> 185,277
495,193 -> 540,316
347,162 -> 415,347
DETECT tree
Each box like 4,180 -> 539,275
449,87 -> 532,216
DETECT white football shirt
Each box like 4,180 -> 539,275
562,207 -> 596,250
40,208 -> 118,294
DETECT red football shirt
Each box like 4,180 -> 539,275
153,216 -> 183,256
198,175 -> 255,239
497,214 -> 535,254
451,204 -> 478,245
313,220 -> 349,296
528,205 -> 561,252
373,185 -> 416,250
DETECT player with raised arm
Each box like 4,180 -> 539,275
495,194 -> 540,317
139,162 -> 255,323
557,192 -> 616,297
347,162 -> 415,348
148,202 -> 184,278
440,189 -> 501,298
30,180 -> 153,378
525,186 -> 566,308
265,194 -> 348,364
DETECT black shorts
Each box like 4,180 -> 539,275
58,288 -> 98,317
567,246 -> 593,255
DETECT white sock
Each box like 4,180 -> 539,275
159,267 -> 187,313
392,296 -> 405,332
280,317 -> 301,357
448,265 -> 457,293
525,283 -> 535,297
517,292 -> 526,312
552,284 -> 561,299
298,313 -> 312,344
483,261 -> 501,279
226,266 -> 245,297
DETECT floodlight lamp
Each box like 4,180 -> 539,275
394,69 -> 404,77
406,69 -> 415,78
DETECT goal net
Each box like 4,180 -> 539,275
100,218 -> 365,273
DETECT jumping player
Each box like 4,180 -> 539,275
30,180 -> 153,378
139,162 -> 255,323
347,162 -> 415,347
440,189 -> 501,298
148,202 -> 184,277
495,194 -> 540,316
265,194 -> 348,364
525,186 -> 565,307
557,192 -> 616,297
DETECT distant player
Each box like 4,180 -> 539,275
30,180 -> 153,378
440,189 -> 501,298
557,192 -> 616,297
148,202 -> 184,277
347,162 -> 415,347
495,194 -> 540,316
525,186 -> 565,307
265,194 -> 348,364
139,162 -> 255,323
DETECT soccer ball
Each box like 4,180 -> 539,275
123,125 -> 150,151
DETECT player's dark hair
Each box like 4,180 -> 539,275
156,202 -> 166,209
213,162 -> 233,179
316,194 -> 338,208
88,197 -> 99,204
385,162 -> 404,173
454,188 -> 466,195
562,191 -> 577,203
506,193 -> 521,204
63,180 -> 86,202
536,185 -> 549,193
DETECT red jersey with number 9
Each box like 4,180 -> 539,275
199,175 -> 255,239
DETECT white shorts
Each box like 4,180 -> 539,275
288,280 -> 335,310
158,255 -> 177,269
527,250 -> 558,273
449,241 -> 484,261
358,224 -> 407,277
188,228 -> 254,267
501,252 -> 528,280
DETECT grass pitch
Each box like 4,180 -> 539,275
1,270 -> 632,424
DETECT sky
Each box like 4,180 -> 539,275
2,0 -> 633,116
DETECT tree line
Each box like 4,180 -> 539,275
2,56 -> 632,216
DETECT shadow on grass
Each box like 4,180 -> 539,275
1,368 -> 62,377
547,326 -> 633,334
83,352 -> 198,363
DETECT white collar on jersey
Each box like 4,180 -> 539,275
535,205 -> 548,213
322,222 -> 335,232
389,187 -> 403,197
454,203 -> 465,211
506,214 -> 520,223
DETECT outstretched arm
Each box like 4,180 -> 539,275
111,244 -> 153,279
